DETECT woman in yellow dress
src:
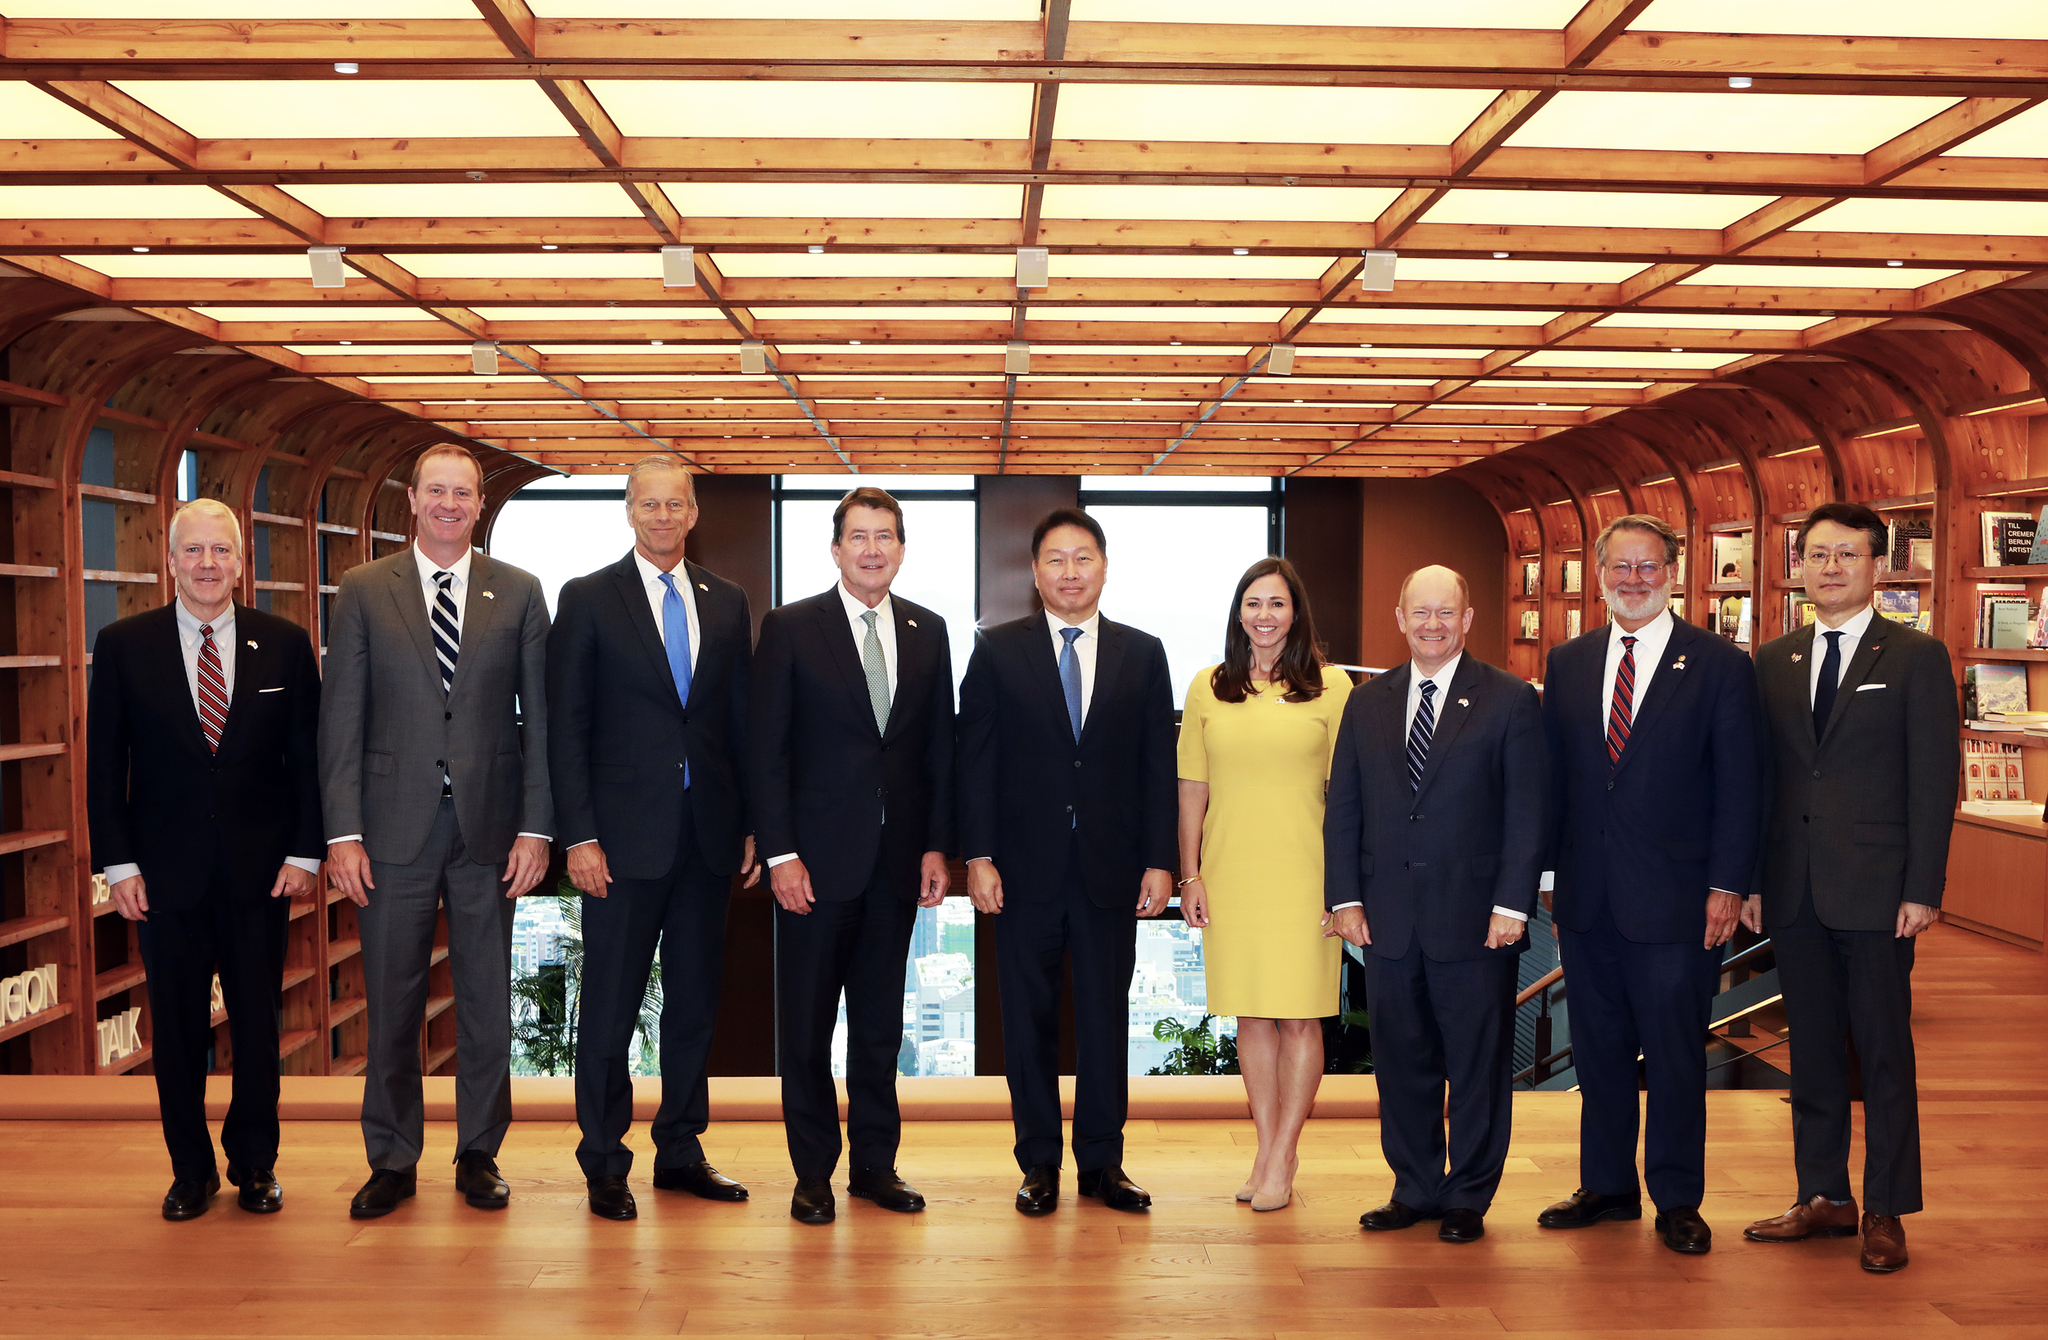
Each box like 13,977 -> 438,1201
1176,556 -> 1351,1211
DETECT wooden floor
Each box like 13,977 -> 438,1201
3,923 -> 2045,1338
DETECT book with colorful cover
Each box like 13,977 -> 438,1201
1710,532 -> 1752,584
2028,507 -> 2048,565
1873,589 -> 1920,618
1965,663 -> 2030,720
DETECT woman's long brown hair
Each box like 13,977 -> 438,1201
1210,556 -> 1326,703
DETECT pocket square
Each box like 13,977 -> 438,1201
258,686 -> 285,694
1856,683 -> 1887,692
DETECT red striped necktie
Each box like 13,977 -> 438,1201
1605,634 -> 1637,766
196,622 -> 229,754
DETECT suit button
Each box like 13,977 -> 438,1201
436,759 -> 446,769
1813,770 -> 1822,778
444,711 -> 452,721
1074,760 -> 1082,769
1066,805 -> 1074,814
1802,815 -> 1809,823
1606,780 -> 1614,791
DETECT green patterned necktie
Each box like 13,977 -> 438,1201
861,608 -> 891,734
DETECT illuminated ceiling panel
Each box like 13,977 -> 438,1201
283,183 -> 644,217
661,183 -> 1023,218
1051,255 -> 1333,279
592,81 -> 1032,140
1041,185 -> 1402,222
1945,103 -> 2048,158
1509,92 -> 1960,156
5,1 -> 476,12
112,81 -> 574,139
1071,0 -> 1583,23
0,185 -> 261,218
390,253 -> 674,278
468,307 -> 726,321
200,306 -> 438,321
533,0 -> 1038,14
713,254 -> 1016,277
1597,313 -> 1830,331
1392,259 -> 1650,284
1053,84 -> 1499,146
1426,190 -> 1775,230
64,254 -> 314,277
0,84 -> 122,138
1641,0 -> 2048,39
1678,265 -> 1960,287
1792,199 -> 2048,236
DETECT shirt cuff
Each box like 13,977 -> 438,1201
102,863 -> 141,885
284,856 -> 322,874
1538,870 -> 1554,892
1330,901 -> 1362,912
1711,887 -> 1741,899
767,852 -> 800,867
517,832 -> 552,842
328,835 -> 363,846
1491,906 -> 1528,922
566,839 -> 598,851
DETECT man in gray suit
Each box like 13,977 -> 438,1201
320,443 -> 553,1219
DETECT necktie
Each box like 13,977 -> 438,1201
430,569 -> 460,695
1606,634 -> 1638,766
659,572 -> 693,786
1059,625 -> 1084,742
1406,679 -> 1437,792
861,609 -> 890,735
1812,629 -> 1843,741
196,622 -> 228,754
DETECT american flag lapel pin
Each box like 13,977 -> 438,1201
907,618 -> 918,628
246,639 -> 258,649
1673,654 -> 1688,670
697,582 -> 708,591
482,590 -> 495,599
1791,652 -> 1803,662
1458,697 -> 1469,707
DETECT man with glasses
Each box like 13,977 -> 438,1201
1537,514 -> 1765,1255
547,454 -> 760,1221
1742,502 -> 1956,1273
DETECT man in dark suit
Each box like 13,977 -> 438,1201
749,485 -> 955,1225
1538,513 -> 1765,1255
1325,565 -> 1547,1244
321,444 -> 554,1219
548,454 -> 759,1222
87,498 -> 324,1220
1742,501 -> 1957,1274
957,507 -> 1177,1216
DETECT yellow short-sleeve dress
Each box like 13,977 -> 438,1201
1177,663 -> 1353,1020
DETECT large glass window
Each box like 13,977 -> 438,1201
489,475 -> 636,614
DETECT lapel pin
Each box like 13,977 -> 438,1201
907,618 -> 918,628
1791,652 -> 1803,662
1458,697 -> 1469,707
482,590 -> 494,600
697,582 -> 708,591
246,640 -> 258,649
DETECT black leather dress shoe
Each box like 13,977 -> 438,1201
791,1176 -> 836,1225
652,1160 -> 749,1202
588,1175 -> 637,1221
1537,1188 -> 1643,1229
454,1151 -> 510,1210
1016,1164 -> 1059,1216
848,1167 -> 926,1213
1077,1165 -> 1151,1212
1439,1208 -> 1486,1243
162,1172 -> 220,1221
1359,1199 -> 1440,1231
1655,1204 -> 1713,1254
349,1167 -> 417,1220
226,1164 -> 282,1214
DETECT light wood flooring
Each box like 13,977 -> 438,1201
2,922 -> 2044,1338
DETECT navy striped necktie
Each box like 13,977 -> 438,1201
1407,679 -> 1437,792
431,570 -> 460,694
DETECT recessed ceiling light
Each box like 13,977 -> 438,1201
714,397 -> 723,402
1728,76 -> 1753,88
131,246 -> 149,253
849,339 -> 862,345
1887,259 -> 1905,267
1671,347 -> 1685,353
1232,248 -> 1249,256
1293,399 -> 1303,404
1169,339 -> 1182,346
1537,402 -> 1547,407
1359,343 -> 1373,349
1492,251 -> 1510,259
338,340 -> 352,345
650,339 -> 663,345
1131,397 -> 1141,402
875,395 -> 884,401
808,245 -> 824,254
334,62 -> 359,74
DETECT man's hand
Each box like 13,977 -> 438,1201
1322,905 -> 1369,946
269,863 -> 316,901
770,857 -> 815,914
1484,913 -> 1525,951
566,841 -> 612,898
1137,868 -> 1173,918
110,874 -> 149,922
1740,894 -> 1764,935
917,851 -> 950,908
966,858 -> 1003,915
502,835 -> 551,899
327,840 -> 375,908
1897,900 -> 1938,938
1179,876 -> 1209,929
741,834 -> 761,889
1704,889 -> 1742,948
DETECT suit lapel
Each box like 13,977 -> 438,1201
1777,622 -> 1820,763
451,552 -> 503,697
152,605 -> 211,758
1079,619 -> 1125,747
815,588 -> 879,735
1374,663 -> 1413,778
1023,615 -> 1072,739
612,552 -> 681,711
1819,615 -> 1891,745
213,604 -> 265,755
679,560 -> 728,712
1412,657 -> 1480,799
1610,616 -> 1692,780
385,549 -> 442,688
882,599 -> 931,743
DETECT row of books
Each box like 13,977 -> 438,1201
1519,559 -> 1588,596
1980,509 -> 2047,567
1963,738 -> 2029,801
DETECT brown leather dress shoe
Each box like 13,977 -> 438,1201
1744,1194 -> 1858,1242
1860,1213 -> 1909,1273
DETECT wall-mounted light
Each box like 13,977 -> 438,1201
1015,246 -> 1050,289
308,246 -> 346,289
661,245 -> 696,287
739,341 -> 766,374
1360,249 -> 1398,291
1268,343 -> 1295,376
471,340 -> 499,376
1005,340 -> 1030,374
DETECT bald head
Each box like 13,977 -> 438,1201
1395,565 -> 1474,678
1398,565 -> 1469,611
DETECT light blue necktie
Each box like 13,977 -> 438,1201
659,572 -> 693,785
1059,625 -> 1084,742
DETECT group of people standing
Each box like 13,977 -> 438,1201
88,452 -> 1951,1276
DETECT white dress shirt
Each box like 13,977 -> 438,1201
331,542 -> 548,847
104,599 -> 321,887
767,583 -> 902,869
1046,608 -> 1102,724
1809,603 -> 1875,705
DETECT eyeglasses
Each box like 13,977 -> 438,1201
1803,549 -> 1873,569
1604,560 -> 1666,580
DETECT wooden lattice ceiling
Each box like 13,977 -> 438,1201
3,0 -> 2047,475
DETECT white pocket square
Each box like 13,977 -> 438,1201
258,686 -> 285,694
1856,683 -> 1886,692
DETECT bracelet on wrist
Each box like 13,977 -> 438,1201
1176,875 -> 1203,888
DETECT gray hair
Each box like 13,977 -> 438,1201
1593,513 -> 1681,568
624,453 -> 697,505
167,498 -> 243,556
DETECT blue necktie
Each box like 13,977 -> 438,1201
660,572 -> 693,785
1058,625 -> 1084,742
1812,629 -> 1842,741
1407,679 -> 1437,792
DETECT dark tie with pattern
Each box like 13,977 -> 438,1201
1812,629 -> 1843,740
1059,626 -> 1084,742
430,569 -> 460,694
196,622 -> 228,753
1407,679 -> 1437,792
1606,634 -> 1638,766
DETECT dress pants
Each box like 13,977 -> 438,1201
994,836 -> 1138,1174
775,859 -> 917,1180
358,797 -> 516,1169
1775,886 -> 1922,1216
1362,940 -> 1518,1214
574,804 -> 732,1180
1557,906 -> 1722,1211
135,845 -> 290,1181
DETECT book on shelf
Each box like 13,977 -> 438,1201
2028,507 -> 2048,565
1669,595 -> 1685,623
1785,592 -> 1816,629
1887,517 -> 1933,574
1519,609 -> 1540,639
1561,558 -> 1583,594
1717,594 -> 1744,640
1710,531 -> 1752,584
1736,597 -> 1753,644
1521,561 -> 1540,596
1960,798 -> 2042,818
1784,529 -> 1805,582
1961,738 -> 2027,802
1565,608 -> 1583,639
1981,510 -> 2038,567
1989,600 -> 2034,650
1975,583 -> 2029,647
1964,662 -> 2030,721
1873,588 -> 1920,618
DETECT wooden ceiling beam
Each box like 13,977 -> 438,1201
471,0 -> 537,60
27,80 -> 197,167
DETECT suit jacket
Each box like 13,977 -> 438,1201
747,587 -> 955,902
318,547 -> 552,867
547,552 -> 752,881
1543,614 -> 1767,944
1324,656 -> 1548,961
1755,614 -> 1958,930
86,602 -> 324,911
956,613 -> 1177,909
